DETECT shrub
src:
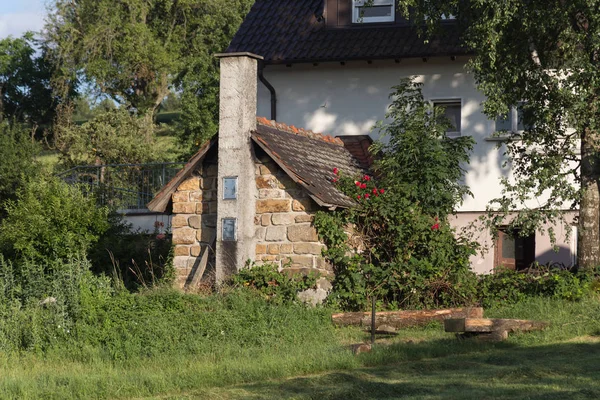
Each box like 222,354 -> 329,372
0,177 -> 110,263
232,263 -> 318,305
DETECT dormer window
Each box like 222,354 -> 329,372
352,0 -> 395,24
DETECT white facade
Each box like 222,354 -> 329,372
257,56 -> 575,273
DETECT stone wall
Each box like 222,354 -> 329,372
171,150 -> 218,289
253,150 -> 332,277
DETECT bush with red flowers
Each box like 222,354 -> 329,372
314,79 -> 478,311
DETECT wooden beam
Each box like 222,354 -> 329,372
445,318 -> 549,333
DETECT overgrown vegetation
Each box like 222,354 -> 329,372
315,79 -> 478,311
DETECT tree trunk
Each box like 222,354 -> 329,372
578,127 -> 600,269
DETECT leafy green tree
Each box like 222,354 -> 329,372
45,0 -> 253,150
0,33 -> 56,131
315,80 -> 477,310
407,0 -> 600,269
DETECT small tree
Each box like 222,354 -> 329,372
315,78 -> 478,311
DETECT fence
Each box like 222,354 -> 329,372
58,162 -> 185,211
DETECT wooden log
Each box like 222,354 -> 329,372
331,307 -> 484,329
445,318 -> 549,334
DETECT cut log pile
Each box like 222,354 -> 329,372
332,307 -> 484,330
444,318 -> 549,342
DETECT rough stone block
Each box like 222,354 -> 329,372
287,225 -> 319,242
255,227 -> 266,240
261,214 -> 271,226
173,256 -> 190,269
292,198 -> 317,212
282,266 -> 313,277
282,255 -> 314,268
256,243 -> 267,254
316,257 -> 334,272
266,226 -> 287,241
295,214 -> 314,223
256,175 -> 278,189
191,245 -> 202,257
268,244 -> 280,255
173,202 -> 196,214
280,243 -> 294,254
298,288 -> 328,307
179,177 -> 200,191
173,227 -> 196,245
171,215 -> 189,228
316,277 -> 333,291
271,213 -> 295,225
189,215 -> 202,229
172,191 -> 189,203
259,189 -> 283,199
260,255 -> 279,262
198,228 -> 216,243
257,199 -> 291,213
294,242 -> 323,255
174,245 -> 190,257
190,190 -> 203,202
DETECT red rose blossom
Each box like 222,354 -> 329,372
364,193 -> 370,199
364,175 -> 371,181
372,188 -> 378,194
333,167 -> 339,175
379,189 -> 385,194
357,195 -> 362,199
360,183 -> 367,189
431,223 -> 440,231
355,181 -> 361,187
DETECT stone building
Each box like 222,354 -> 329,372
148,53 -> 370,289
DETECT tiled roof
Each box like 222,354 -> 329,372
253,118 -> 364,208
227,0 -> 467,64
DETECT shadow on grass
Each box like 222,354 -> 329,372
225,338 -> 600,399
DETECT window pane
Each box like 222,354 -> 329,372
495,114 -> 512,131
434,101 -> 461,133
501,234 -> 515,259
357,5 -> 393,18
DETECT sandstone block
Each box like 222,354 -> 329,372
268,244 -> 280,255
256,243 -> 267,254
190,191 -> 203,202
172,191 -> 189,203
261,255 -> 279,262
280,243 -> 294,254
191,245 -> 202,257
295,214 -> 314,223
173,202 -> 196,214
292,198 -> 317,212
254,216 -> 260,226
261,214 -> 271,226
259,189 -> 283,199
316,257 -> 334,272
174,245 -> 190,257
287,225 -> 319,242
171,215 -> 189,228
255,227 -> 266,240
173,227 -> 196,245
256,199 -> 291,213
173,256 -> 191,269
179,177 -> 200,191
282,255 -> 314,268
266,226 -> 287,241
189,215 -> 202,229
294,242 -> 323,255
282,266 -> 314,277
256,175 -> 278,189
271,213 -> 295,225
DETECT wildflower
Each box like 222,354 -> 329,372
364,175 -> 371,181
333,167 -> 339,175
431,223 -> 440,231
360,183 -> 367,189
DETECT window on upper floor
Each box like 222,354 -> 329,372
495,103 -> 532,133
352,0 -> 395,24
433,100 -> 461,138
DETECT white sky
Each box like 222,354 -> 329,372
0,0 -> 47,39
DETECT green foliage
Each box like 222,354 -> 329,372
56,108 -> 171,166
0,33 -> 57,129
46,0 -> 254,153
315,79 -> 478,311
232,263 -> 318,305
0,122 -> 40,214
478,266 -> 600,308
0,177 -> 110,263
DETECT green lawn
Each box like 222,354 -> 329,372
1,295 -> 599,399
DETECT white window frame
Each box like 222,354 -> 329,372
353,0 -> 395,24
495,103 -> 532,134
432,99 -> 462,138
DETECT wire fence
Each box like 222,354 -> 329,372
58,162 -> 185,211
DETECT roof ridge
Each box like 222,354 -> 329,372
256,116 -> 344,146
